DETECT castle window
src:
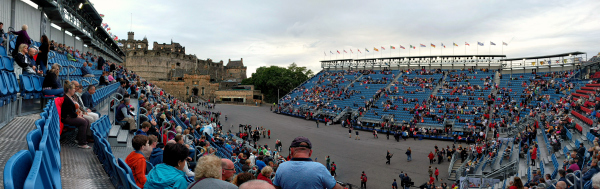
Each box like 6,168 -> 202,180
127,44 -> 130,48
138,45 -> 141,48
176,62 -> 181,66
133,52 -> 137,55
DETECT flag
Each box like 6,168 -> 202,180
391,46 -> 396,49
114,36 -> 118,40
430,43 -> 436,48
400,45 -> 405,49
107,27 -> 111,31
337,50 -> 340,54
350,49 -> 354,53
330,51 -> 334,54
490,41 -> 496,45
365,48 -> 369,52
358,49 -> 362,53
454,43 -> 459,47
117,43 -> 123,47
442,43 -> 446,48
410,45 -> 414,49
374,47 -> 379,52
540,61 -> 544,65
381,46 -> 386,50
420,44 -> 426,47
465,42 -> 470,46
478,42 -> 484,46
503,42 -> 508,46
343,50 -> 347,53
99,14 -> 105,18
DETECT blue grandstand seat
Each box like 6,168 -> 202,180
114,158 -> 130,189
26,129 -> 42,158
24,151 -> 53,189
3,71 -> 14,94
39,129 -> 61,188
19,75 -> 36,99
3,56 -> 14,72
146,161 -> 154,174
8,72 -> 19,100
0,72 -> 8,106
0,45 -> 6,56
3,150 -> 33,189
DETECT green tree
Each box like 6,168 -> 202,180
242,63 -> 313,103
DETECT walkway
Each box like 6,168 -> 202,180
0,114 -> 39,188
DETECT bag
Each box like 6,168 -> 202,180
361,175 -> 367,182
331,165 -> 336,171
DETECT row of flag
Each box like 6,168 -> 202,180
102,23 -> 118,41
326,41 -> 509,55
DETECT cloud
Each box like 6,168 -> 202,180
92,0 -> 600,77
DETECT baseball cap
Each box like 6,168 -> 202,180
290,136 -> 312,149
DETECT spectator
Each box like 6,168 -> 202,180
99,71 -> 109,86
508,177 -> 525,189
149,137 -> 164,166
592,173 -> 600,189
26,46 -> 39,71
135,122 -> 150,136
82,62 -> 94,77
240,180 -> 275,189
71,80 -> 99,129
256,155 -> 266,172
361,171 -> 368,188
188,155 -> 238,189
116,98 -> 137,132
232,172 -> 255,187
556,181 -> 567,189
0,22 -> 5,46
80,85 -> 96,112
14,44 -> 40,75
272,136 -> 342,189
257,166 -> 274,185
37,35 -> 49,75
117,80 -> 128,97
125,135 -> 152,188
10,24 -> 31,57
97,56 -> 105,70
42,64 -> 64,96
144,143 -> 189,189
61,80 -> 90,149
221,159 -> 236,182
583,160 -> 600,182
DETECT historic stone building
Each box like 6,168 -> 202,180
118,32 -> 259,103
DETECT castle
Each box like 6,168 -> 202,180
119,32 -> 263,104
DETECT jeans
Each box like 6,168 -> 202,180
43,88 -> 64,97
407,155 -> 412,161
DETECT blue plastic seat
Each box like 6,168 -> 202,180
113,158 -> 130,189
3,150 -> 33,189
39,129 -> 61,188
24,151 -> 53,189
32,75 -> 43,92
3,56 -> 14,72
26,129 -> 42,158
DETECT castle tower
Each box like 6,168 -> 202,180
128,32 -> 135,40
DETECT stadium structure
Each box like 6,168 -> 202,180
1,0 -> 600,188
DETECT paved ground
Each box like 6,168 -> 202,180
203,104 -> 456,189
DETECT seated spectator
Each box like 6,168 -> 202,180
126,135 -> 152,188
0,22 -> 4,46
99,71 -> 109,86
149,138 -> 164,166
240,180 -> 276,189
583,160 -> 600,182
257,166 -> 274,185
188,155 -> 238,189
72,81 -> 99,124
116,98 -> 137,132
81,62 -> 94,77
221,159 -> 235,182
81,85 -> 96,112
42,64 -> 64,96
14,44 -> 41,75
144,143 -> 189,189
273,137 -> 342,189
61,80 -> 90,149
117,80 -> 128,97
232,172 -> 255,187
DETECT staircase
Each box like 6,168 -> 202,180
385,73 -> 403,90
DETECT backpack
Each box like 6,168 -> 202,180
331,164 -> 336,171
361,175 -> 367,182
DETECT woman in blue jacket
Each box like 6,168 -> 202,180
144,143 -> 190,189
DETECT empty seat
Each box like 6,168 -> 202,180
3,150 -> 33,189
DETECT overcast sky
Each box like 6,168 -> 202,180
90,0 -> 600,77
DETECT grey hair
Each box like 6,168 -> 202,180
592,173 -> 600,189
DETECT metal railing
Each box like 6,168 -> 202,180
448,151 -> 459,177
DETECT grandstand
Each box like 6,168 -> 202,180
276,52 -> 600,189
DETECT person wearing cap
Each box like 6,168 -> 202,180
273,136 -> 342,189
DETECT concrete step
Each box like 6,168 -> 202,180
115,129 -> 129,147
108,125 -> 120,146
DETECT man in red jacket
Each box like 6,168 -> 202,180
126,135 -> 153,188
428,151 -> 435,164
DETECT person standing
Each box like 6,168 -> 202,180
10,25 -> 31,58
349,127 -> 352,138
392,179 -> 398,189
386,151 -> 393,165
316,119 -> 319,128
373,130 -> 378,138
326,156 -> 331,171
355,130 -> 360,140
435,167 -> 439,181
387,130 -> 390,140
330,162 -> 337,177
360,171 -> 367,189
406,147 -> 412,161
428,151 -> 435,164
530,146 -> 537,166
37,35 -> 49,75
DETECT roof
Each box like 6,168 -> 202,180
321,55 -> 506,62
227,60 -> 244,67
501,52 -> 586,61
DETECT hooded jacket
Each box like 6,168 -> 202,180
125,151 -> 147,188
144,164 -> 188,189
149,148 -> 164,166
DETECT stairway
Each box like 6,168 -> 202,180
449,160 -> 462,180
385,73 -> 403,90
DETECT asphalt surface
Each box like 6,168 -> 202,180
201,104 -> 456,189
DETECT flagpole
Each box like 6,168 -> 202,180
489,43 -> 491,55
453,42 -> 455,55
502,42 -> 504,55
477,43 -> 478,55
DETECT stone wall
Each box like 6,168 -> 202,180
214,89 -> 263,104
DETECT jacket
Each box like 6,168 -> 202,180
582,166 -> 600,181
125,151 -> 147,188
149,148 -> 164,166
144,164 -> 188,189
11,30 -> 31,54
42,72 -> 61,89
257,173 -> 273,185
81,91 -> 94,110
61,96 -> 78,120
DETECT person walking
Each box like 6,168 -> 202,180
386,151 -> 393,165
373,130 -> 378,138
530,147 -> 537,166
428,151 -> 435,164
406,147 -> 412,161
349,127 -> 352,138
330,162 -> 337,177
355,130 -> 360,140
435,167 -> 439,181
316,119 -> 319,128
360,171 -> 367,189
326,156 -> 331,171
392,179 -> 398,189
387,130 -> 390,140
428,166 -> 433,177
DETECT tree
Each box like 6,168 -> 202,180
242,63 -> 313,103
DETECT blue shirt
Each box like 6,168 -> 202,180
81,65 -> 92,75
273,158 -> 337,189
256,160 -> 266,172
135,130 -> 147,136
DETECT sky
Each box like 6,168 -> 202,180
90,0 -> 600,77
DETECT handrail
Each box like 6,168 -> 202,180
89,78 -> 99,86
109,93 -> 123,124
81,79 -> 91,86
449,151 -> 459,177
67,65 -> 76,80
